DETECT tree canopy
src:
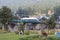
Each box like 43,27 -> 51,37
53,6 -> 60,20
46,15 -> 56,29
0,6 -> 13,25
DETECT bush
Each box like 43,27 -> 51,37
0,23 -> 2,29
0,26 -> 2,29
29,30 -> 38,34
57,38 -> 60,40
24,32 -> 30,35
7,30 -> 10,32
15,31 -> 19,34
48,30 -> 55,35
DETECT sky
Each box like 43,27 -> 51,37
0,0 -> 60,11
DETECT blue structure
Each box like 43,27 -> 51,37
21,19 -> 40,23
12,18 -> 40,24
12,19 -> 20,23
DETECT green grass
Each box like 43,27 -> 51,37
0,32 -> 38,40
0,32 -> 29,40
0,33 -> 19,40
0,32 -> 60,40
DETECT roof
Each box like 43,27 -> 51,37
21,17 -> 38,20
21,17 -> 40,23
12,17 -> 46,24
12,17 -> 40,23
21,17 -> 39,20
12,19 -> 20,23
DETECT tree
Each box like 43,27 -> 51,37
46,15 -> 56,29
0,6 -> 13,31
53,6 -> 60,20
45,15 -> 56,34
16,8 -> 36,17
54,6 -> 60,16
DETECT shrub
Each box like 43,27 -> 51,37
0,26 -> 2,29
24,32 -> 30,35
15,31 -> 19,34
7,30 -> 10,32
0,23 -> 2,29
57,38 -> 60,40
48,30 -> 55,35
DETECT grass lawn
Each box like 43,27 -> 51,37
0,33 -> 18,40
0,32 -> 60,40
0,32 -> 29,40
0,32 -> 38,40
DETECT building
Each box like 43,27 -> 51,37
8,17 -> 47,32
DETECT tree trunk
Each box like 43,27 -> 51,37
2,24 -> 5,31
2,24 -> 8,31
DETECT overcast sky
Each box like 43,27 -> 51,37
0,0 -> 60,11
